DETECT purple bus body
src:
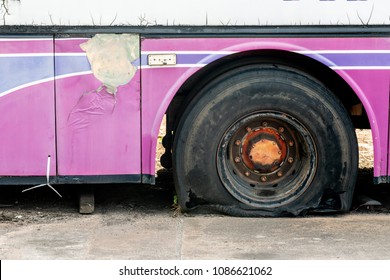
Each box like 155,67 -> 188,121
0,36 -> 388,182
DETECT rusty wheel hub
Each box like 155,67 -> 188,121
217,111 -> 317,207
241,127 -> 287,173
228,118 -> 298,186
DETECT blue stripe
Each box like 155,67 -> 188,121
142,52 -> 390,67
2,52 -> 390,95
305,53 -> 390,67
0,56 -> 54,93
140,53 -> 227,66
55,56 -> 91,76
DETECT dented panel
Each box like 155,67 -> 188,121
55,34 -> 141,176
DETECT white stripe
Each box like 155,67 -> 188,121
1,50 -> 388,57
142,64 -> 206,69
55,71 -> 93,79
0,38 -> 52,42
0,53 -> 53,57
330,66 -> 390,70
297,50 -> 390,54
0,77 -> 54,98
143,50 -> 390,55
55,38 -> 87,41
141,51 -> 237,55
55,53 -> 87,57
0,53 -> 87,57
0,71 -> 92,98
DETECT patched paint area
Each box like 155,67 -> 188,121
80,34 -> 139,94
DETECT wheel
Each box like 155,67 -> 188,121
173,65 -> 358,217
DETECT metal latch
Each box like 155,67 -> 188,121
148,54 -> 177,66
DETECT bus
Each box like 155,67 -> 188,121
0,0 -> 388,216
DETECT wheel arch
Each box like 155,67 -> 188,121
171,49 -> 370,128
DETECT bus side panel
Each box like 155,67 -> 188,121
0,38 -> 56,176
141,37 -> 389,179
55,38 -> 141,176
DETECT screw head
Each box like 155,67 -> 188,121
277,171 -> 283,177
235,140 -> 241,146
234,157 -> 241,163
288,157 -> 294,163
246,127 -> 252,132
289,141 -> 294,147
278,127 -> 285,133
260,176 -> 267,182
262,122 -> 268,127
245,171 -> 250,177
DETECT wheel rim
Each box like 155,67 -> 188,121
217,111 -> 317,208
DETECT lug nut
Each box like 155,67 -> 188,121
288,157 -> 294,163
234,157 -> 241,163
260,176 -> 267,182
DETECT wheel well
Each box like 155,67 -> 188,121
161,49 -> 368,168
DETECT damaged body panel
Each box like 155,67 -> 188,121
55,34 -> 141,176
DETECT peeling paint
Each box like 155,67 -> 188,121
68,86 -> 117,129
67,34 -> 139,129
80,34 -> 139,94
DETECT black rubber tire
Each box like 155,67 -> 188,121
173,65 -> 358,217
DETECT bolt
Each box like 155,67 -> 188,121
278,127 -> 285,133
262,122 -> 268,127
277,171 -> 283,177
235,140 -> 241,146
245,171 -> 250,177
289,141 -> 294,147
260,176 -> 267,182
288,157 -> 294,163
246,127 -> 252,132
234,157 -> 241,163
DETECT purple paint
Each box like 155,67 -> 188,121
0,38 -> 56,176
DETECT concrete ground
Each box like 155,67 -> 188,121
1,213 -> 390,260
1,178 -> 390,260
